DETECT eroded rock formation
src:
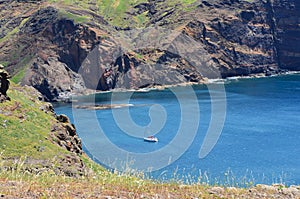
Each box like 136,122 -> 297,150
0,64 -> 11,102
0,0 -> 299,101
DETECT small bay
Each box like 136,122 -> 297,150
54,74 -> 300,186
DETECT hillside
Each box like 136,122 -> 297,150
0,83 -> 90,176
0,0 -> 299,101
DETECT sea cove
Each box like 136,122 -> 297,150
54,74 -> 300,186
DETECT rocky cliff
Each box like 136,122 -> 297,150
0,81 -> 89,176
0,0 -> 299,101
272,0 -> 300,70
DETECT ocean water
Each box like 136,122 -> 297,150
54,74 -> 300,186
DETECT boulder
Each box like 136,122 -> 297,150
0,64 -> 11,102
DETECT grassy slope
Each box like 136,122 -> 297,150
0,85 -> 65,159
49,0 -> 197,27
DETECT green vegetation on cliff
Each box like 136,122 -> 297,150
48,0 -> 197,27
0,85 -> 63,159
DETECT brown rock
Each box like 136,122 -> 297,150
56,114 -> 70,123
51,114 -> 83,155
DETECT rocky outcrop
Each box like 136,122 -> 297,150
183,0 -> 279,78
39,101 -> 86,176
22,57 -> 86,102
80,46 -> 205,90
0,4 -> 105,101
112,50 -> 204,89
17,7 -> 103,101
37,101 -> 84,156
0,64 -> 10,102
49,112 -> 88,176
51,114 -> 82,155
12,85 -> 84,157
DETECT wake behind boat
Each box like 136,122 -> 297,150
144,136 -> 158,142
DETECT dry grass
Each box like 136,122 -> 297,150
1,159 -> 298,199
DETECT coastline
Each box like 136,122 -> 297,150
1,72 -> 294,198
52,71 -> 300,188
68,70 -> 300,102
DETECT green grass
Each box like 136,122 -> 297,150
10,55 -> 33,84
133,11 -> 149,27
0,62 -> 9,67
180,0 -> 197,4
0,156 -> 280,199
0,85 -> 66,159
11,68 -> 26,83
0,18 -> 29,43
58,9 -> 90,23
96,0 -> 145,27
48,0 -> 197,28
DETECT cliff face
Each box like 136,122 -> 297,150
0,0 -> 299,101
0,83 -> 89,177
272,0 -> 300,70
183,0 -> 278,78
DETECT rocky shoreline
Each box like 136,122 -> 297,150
63,71 -> 300,105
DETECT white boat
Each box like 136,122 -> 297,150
144,136 -> 158,142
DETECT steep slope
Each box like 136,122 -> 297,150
0,82 -> 89,176
272,0 -> 300,70
0,0 -> 300,101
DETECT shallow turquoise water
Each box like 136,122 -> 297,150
54,74 -> 300,186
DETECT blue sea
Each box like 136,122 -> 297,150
54,74 -> 300,186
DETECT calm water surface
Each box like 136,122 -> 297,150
54,74 -> 300,186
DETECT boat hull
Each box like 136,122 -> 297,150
143,137 -> 158,142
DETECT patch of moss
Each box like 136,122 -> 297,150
10,54 -> 33,83
0,62 -> 9,67
0,18 -> 29,43
133,11 -> 149,27
97,0 -> 133,27
0,27 -> 19,43
180,0 -> 197,5
58,9 -> 90,23
11,68 -> 26,84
